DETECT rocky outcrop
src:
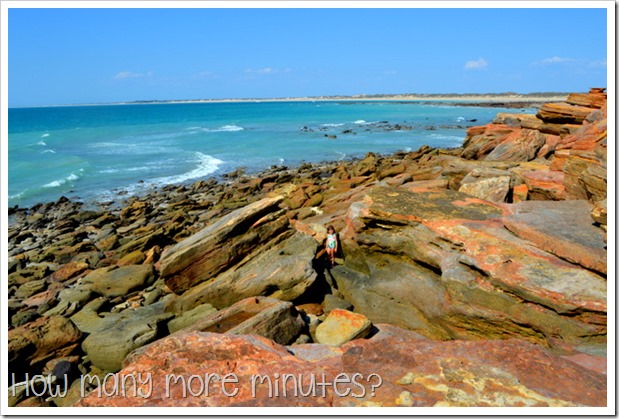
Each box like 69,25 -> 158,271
8,88 -> 607,408
328,186 -> 606,347
460,87 -> 607,229
76,327 -> 606,407
159,195 -> 288,294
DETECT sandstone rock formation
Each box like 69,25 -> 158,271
7,88 -> 608,408
77,328 -> 606,407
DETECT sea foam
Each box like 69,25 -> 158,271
150,152 -> 223,186
42,170 -> 83,188
187,125 -> 244,134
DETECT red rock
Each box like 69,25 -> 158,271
535,134 -> 561,159
566,92 -> 606,109
426,218 -> 606,315
76,329 -> 607,407
520,170 -> 566,200
20,289 -> 58,308
461,124 -> 516,160
484,128 -> 546,162
296,303 -> 324,316
512,184 -> 529,202
555,121 -> 605,153
503,200 -> 607,274
561,353 -> 606,375
48,262 -> 89,283
537,103 -> 596,124
164,232 -> 318,311
333,186 -> 605,346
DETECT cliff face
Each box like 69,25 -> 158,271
8,89 -> 608,408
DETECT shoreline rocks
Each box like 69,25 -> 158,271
7,89 -> 607,407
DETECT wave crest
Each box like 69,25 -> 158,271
150,152 -> 223,185
42,169 -> 83,188
187,125 -> 245,133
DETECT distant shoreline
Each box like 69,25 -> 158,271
12,93 -> 571,109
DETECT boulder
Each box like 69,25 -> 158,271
459,168 -> 512,202
315,309 -> 372,346
537,103 -> 596,124
566,92 -> 606,109
166,232 -> 318,312
15,279 -> 48,299
520,170 -> 566,201
80,299 -> 174,372
484,129 -> 546,162
591,198 -> 607,227
47,261 -> 89,283
492,112 -> 579,137
159,195 -> 287,294
76,328 -> 606,407
8,316 -> 82,379
353,153 -> 379,177
83,264 -> 156,298
461,124 -> 515,160
175,296 -> 305,346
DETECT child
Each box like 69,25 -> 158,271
325,225 -> 338,267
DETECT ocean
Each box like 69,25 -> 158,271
8,101 -> 534,208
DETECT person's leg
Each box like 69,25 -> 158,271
326,248 -> 335,265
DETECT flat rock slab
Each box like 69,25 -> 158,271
363,186 -> 507,225
83,264 -> 155,298
160,195 -> 286,294
315,309 -> 372,346
178,296 -> 304,346
76,328 -> 606,407
165,232 -> 318,312
426,218 -> 607,316
504,200 -> 607,275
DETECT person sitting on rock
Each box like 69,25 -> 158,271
325,225 -> 338,267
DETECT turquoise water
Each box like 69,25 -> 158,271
8,101 -> 533,208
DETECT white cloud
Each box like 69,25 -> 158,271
192,71 -> 216,79
538,56 -> 575,65
588,59 -> 607,68
464,58 -> 488,70
114,71 -> 152,80
245,67 -> 291,75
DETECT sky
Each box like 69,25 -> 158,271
7,6 -> 609,107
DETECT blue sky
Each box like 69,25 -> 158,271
8,7 -> 608,107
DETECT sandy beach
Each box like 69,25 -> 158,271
121,93 -> 570,106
